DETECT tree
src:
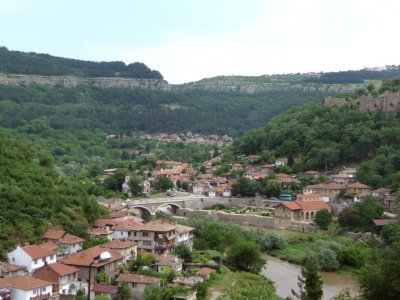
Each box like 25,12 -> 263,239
174,244 -> 192,263
353,196 -> 384,229
261,179 -> 281,198
232,177 -> 259,197
314,209 -> 332,230
104,170 -> 126,192
154,176 -> 174,191
292,255 -> 323,300
95,269 -> 108,284
359,243 -> 400,300
143,284 -> 164,300
113,282 -> 132,300
129,175 -> 143,196
227,240 -> 265,273
338,207 -> 362,228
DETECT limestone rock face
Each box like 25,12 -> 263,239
0,73 -> 171,91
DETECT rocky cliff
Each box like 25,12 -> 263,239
0,73 -> 171,91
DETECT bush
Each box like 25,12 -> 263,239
339,246 -> 364,268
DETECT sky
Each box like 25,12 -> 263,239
1,0 -> 400,84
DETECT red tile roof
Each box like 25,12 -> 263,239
92,284 -> 118,294
93,219 -> 117,227
62,246 -> 123,267
346,182 -> 371,189
295,200 -> 330,211
196,267 -> 215,277
101,240 -> 136,249
21,245 -> 56,259
113,220 -> 141,231
282,202 -> 301,210
174,224 -> 195,234
141,220 -> 176,232
40,242 -> 58,251
38,262 -> 78,276
372,219 -> 398,226
0,262 -> 25,273
60,233 -> 84,245
116,273 -> 161,284
0,276 -> 51,290
43,229 -> 66,240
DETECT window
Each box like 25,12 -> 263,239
133,232 -> 137,237
33,289 -> 37,295
143,241 -> 152,246
142,232 -> 149,237
121,232 -> 123,236
41,287 -> 46,293
41,258 -> 45,263
50,255 -> 55,260
11,257 -> 15,263
34,259 -> 38,264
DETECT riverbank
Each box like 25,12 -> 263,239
262,254 -> 360,300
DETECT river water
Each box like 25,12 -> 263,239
262,255 -> 360,300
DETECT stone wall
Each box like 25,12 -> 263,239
0,73 -> 171,91
177,209 -> 316,233
323,92 -> 400,113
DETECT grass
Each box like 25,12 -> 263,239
239,224 -> 312,239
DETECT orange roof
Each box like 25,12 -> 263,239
62,246 -> 123,267
21,245 -> 56,259
295,200 -> 330,211
60,233 -> 85,245
0,276 -> 51,290
92,284 -> 118,294
93,219 -> 117,227
87,228 -> 112,236
346,182 -> 371,189
141,220 -> 176,232
196,267 -> 215,277
174,224 -> 195,234
101,240 -> 136,249
154,170 -> 181,175
37,262 -> 78,276
113,220 -> 141,231
281,202 -> 301,210
40,242 -> 58,251
43,229 -> 65,240
116,273 -> 161,284
0,262 -> 25,273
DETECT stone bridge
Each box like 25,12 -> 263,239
125,194 -> 281,221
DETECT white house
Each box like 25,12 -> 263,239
0,275 -> 53,300
7,245 -> 57,272
174,224 -> 195,251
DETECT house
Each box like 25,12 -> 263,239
303,183 -> 344,201
111,220 -> 141,241
303,170 -> 320,178
346,182 -> 372,196
275,158 -> 288,167
373,188 -> 394,210
93,219 -> 117,231
330,173 -> 355,185
0,276 -> 53,300
174,224 -> 195,251
196,267 -> 215,279
100,240 -> 137,264
152,254 -> 183,273
90,284 -> 118,300
261,164 -> 275,174
42,229 -> 84,254
153,169 -> 181,179
7,245 -> 57,273
0,262 -> 26,279
222,185 -> 231,197
116,273 -> 161,300
138,220 -> 176,254
62,246 -> 123,295
192,183 -> 209,195
143,180 -> 151,194
34,262 -> 78,295
296,193 -> 325,202
87,228 -> 113,240
232,163 -> 244,171
275,200 -> 330,221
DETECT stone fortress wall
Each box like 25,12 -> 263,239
323,91 -> 400,113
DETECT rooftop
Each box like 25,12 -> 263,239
0,276 -> 51,290
116,273 -> 161,284
21,245 -> 56,260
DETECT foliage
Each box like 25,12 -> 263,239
261,179 -> 281,198
314,209 -> 332,230
143,284 -> 164,300
128,175 -> 143,196
95,296 -> 109,300
381,223 -> 400,245
95,269 -> 108,284
0,46 -> 163,79
332,289 -> 361,300
225,272 -> 280,300
0,130 -> 106,250
353,196 -> 384,229
232,177 -> 259,197
359,243 -> 400,300
129,253 -> 155,272
104,170 -> 126,192
153,176 -> 174,191
82,237 -> 110,250
338,207 -> 362,228
292,255 -> 323,300
174,244 -> 192,263
113,282 -> 132,300
226,239 -> 266,273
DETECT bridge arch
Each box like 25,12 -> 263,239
129,205 -> 154,222
154,203 -> 183,215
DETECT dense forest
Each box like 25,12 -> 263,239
0,84 -> 328,137
0,46 -> 163,79
0,129 -> 107,251
233,78 -> 400,189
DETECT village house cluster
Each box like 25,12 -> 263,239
0,201 -> 202,300
140,132 -> 233,147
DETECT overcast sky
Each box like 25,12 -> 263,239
1,0 -> 399,83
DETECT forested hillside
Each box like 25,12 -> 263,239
233,78 -> 400,189
0,46 -> 163,79
0,84 -> 328,137
0,130 -> 106,251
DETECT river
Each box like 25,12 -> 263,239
262,255 -> 360,300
